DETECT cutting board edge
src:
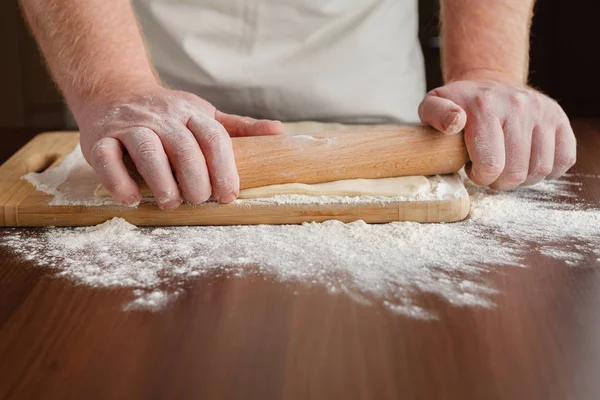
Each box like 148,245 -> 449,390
4,194 -> 471,227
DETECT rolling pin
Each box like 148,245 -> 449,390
234,125 -> 468,189
96,125 -> 468,196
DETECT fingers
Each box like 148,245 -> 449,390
424,82 -> 575,189
215,111 -> 284,137
160,129 -> 212,204
120,128 -> 182,210
490,118 -> 533,190
418,91 -> 467,134
548,123 -> 577,179
464,118 -> 506,186
89,137 -> 140,206
523,125 -> 554,186
188,114 -> 239,203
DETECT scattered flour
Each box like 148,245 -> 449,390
124,289 -> 181,311
23,145 -> 121,207
566,173 -> 600,179
538,248 -> 587,267
1,176 -> 599,318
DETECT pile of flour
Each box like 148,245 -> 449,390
2,174 -> 599,319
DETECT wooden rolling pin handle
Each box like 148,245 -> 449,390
233,125 -> 468,189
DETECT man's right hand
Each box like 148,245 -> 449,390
19,0 -> 283,210
78,84 -> 283,210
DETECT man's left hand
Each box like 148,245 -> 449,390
418,78 -> 576,189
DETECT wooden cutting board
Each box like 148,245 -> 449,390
0,132 -> 470,227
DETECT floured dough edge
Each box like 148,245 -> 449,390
95,175 -> 467,202
93,176 -> 430,199
237,176 -> 431,199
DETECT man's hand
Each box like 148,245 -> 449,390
20,0 -> 284,209
79,84 -> 283,209
431,0 -> 576,189
418,79 -> 576,189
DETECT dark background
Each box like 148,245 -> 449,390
0,0 -> 598,163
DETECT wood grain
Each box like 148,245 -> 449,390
0,120 -> 598,400
0,130 -> 470,227
233,125 -> 467,188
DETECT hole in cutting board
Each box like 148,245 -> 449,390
25,153 -> 61,173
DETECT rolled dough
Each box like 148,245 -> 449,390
238,176 -> 430,199
94,175 -> 431,199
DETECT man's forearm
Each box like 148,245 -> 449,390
20,0 -> 157,117
440,0 -> 535,84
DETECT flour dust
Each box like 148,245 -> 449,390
1,177 -> 599,319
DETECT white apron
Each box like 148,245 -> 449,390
132,0 -> 425,123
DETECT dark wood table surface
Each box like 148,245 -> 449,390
1,120 -> 599,400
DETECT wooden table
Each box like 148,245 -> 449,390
1,120 -> 599,400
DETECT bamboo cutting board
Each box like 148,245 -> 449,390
0,132 -> 470,227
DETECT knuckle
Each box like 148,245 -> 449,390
202,126 -> 227,147
135,138 -> 160,160
557,154 -> 577,170
474,91 -> 495,113
203,131 -> 220,147
90,143 -> 112,168
174,146 -> 200,167
230,117 -> 256,135
510,92 -> 528,109
183,92 -> 214,111
532,92 -> 545,108
239,116 -> 254,129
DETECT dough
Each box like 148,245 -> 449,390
238,176 -> 430,199
95,176 -> 431,199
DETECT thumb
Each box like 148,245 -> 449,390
418,90 -> 467,135
215,111 -> 285,137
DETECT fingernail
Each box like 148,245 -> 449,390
218,192 -> 237,204
123,195 -> 141,207
159,198 -> 182,211
443,112 -> 461,134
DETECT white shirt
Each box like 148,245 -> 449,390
133,0 -> 425,123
